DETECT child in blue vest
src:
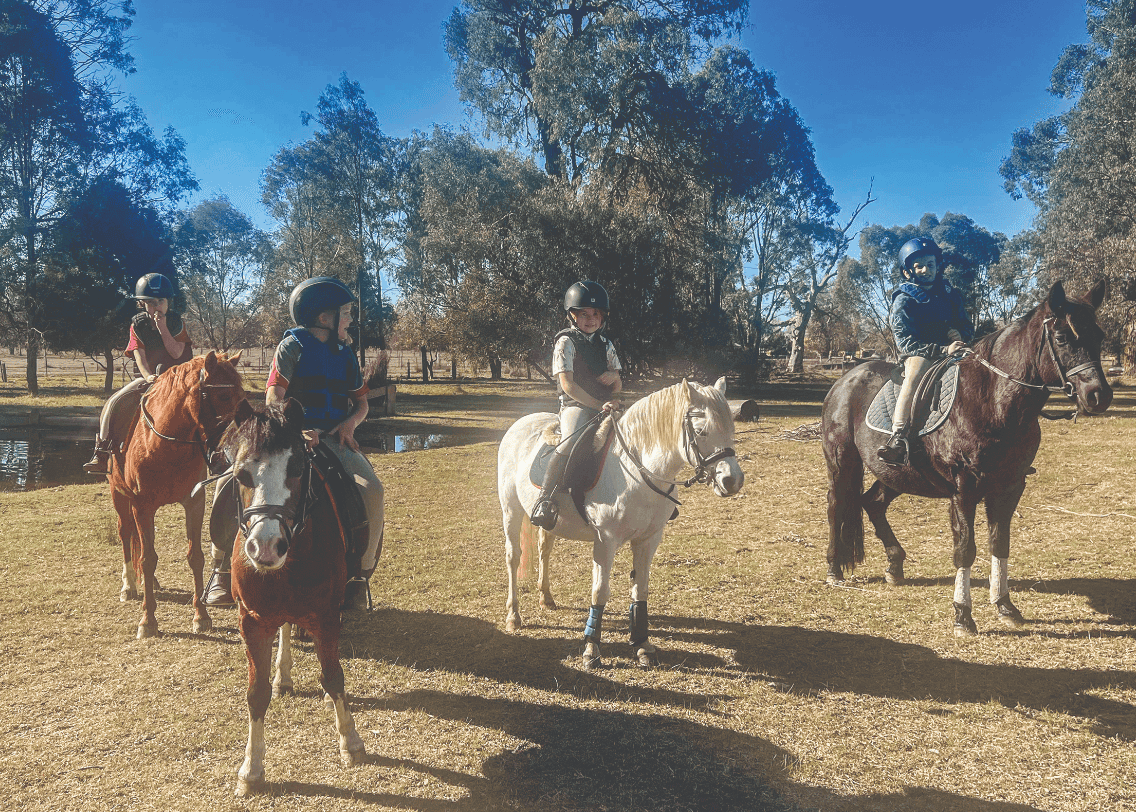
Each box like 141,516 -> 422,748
530,280 -> 622,530
203,277 -> 383,611
878,238 -> 973,465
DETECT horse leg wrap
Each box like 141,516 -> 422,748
584,605 -> 604,642
629,601 -> 648,647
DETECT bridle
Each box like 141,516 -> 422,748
235,451 -> 312,551
139,370 -> 243,466
963,317 -> 1098,402
611,405 -> 737,504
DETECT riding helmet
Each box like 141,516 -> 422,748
563,280 -> 610,313
289,276 -> 357,327
132,273 -> 175,300
898,237 -> 943,272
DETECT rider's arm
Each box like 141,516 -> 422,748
133,349 -> 156,381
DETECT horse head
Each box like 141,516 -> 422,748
201,350 -> 247,423
1044,279 -> 1113,415
682,376 -> 745,496
225,398 -> 308,571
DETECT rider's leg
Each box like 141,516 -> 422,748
203,472 -> 237,607
85,377 -> 147,473
531,404 -> 595,530
324,439 -> 385,612
878,355 -> 932,465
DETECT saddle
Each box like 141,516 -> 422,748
529,415 -> 616,522
210,442 -> 372,574
865,356 -> 961,437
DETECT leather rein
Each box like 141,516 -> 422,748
139,374 -> 242,467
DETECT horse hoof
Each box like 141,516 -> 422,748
995,596 -> 1026,628
136,622 -> 158,640
825,572 -> 844,586
120,588 -> 139,602
953,623 -> 978,638
582,652 -> 602,670
235,774 -> 265,797
272,684 -> 294,699
193,616 -> 212,634
636,647 -> 659,669
505,615 -> 522,633
953,602 -> 978,637
341,743 -> 366,767
884,564 -> 905,585
539,596 -> 557,610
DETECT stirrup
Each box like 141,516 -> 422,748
530,498 -> 558,530
342,576 -> 371,612
877,434 -> 909,466
202,569 -> 235,607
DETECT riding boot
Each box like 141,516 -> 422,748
83,434 -> 112,474
202,548 -> 235,607
530,449 -> 569,530
877,422 -> 911,466
342,567 -> 373,613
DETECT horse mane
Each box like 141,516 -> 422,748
618,380 -> 690,455
221,401 -> 301,461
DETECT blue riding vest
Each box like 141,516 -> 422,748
284,327 -> 355,431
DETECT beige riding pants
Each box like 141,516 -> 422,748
892,356 -> 933,430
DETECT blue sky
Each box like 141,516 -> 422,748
122,0 -> 1087,264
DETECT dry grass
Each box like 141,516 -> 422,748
2,374 -> 1136,811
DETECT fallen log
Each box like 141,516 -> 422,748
729,399 -> 760,422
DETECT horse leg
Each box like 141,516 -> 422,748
628,532 -> 664,668
949,492 -> 980,637
824,437 -> 865,583
181,488 -> 211,634
537,525 -> 556,610
311,622 -> 365,767
503,507 -> 525,632
272,623 -> 294,697
113,489 -> 139,602
862,481 -> 907,585
236,615 -> 274,797
986,479 -> 1028,628
132,502 -> 160,639
582,537 -> 617,670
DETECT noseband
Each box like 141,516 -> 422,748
237,453 -> 312,549
680,409 -> 737,487
965,317 -> 1098,402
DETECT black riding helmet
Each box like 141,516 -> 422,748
898,237 -> 943,279
132,273 -> 175,300
289,276 -> 356,328
564,280 -> 609,313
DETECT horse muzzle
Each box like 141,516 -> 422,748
244,530 -> 290,571
1071,367 -> 1113,414
712,458 -> 745,496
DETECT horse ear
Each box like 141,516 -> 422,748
713,376 -> 727,396
234,398 -> 255,426
204,350 -> 218,373
1047,281 -> 1068,317
1088,278 -> 1109,310
282,397 -> 305,429
229,349 -> 243,364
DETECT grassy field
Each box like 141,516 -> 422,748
2,370 -> 1135,811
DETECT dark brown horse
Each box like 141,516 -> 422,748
822,280 -> 1112,635
109,351 -> 245,639
224,398 -> 365,797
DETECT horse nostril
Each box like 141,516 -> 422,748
277,539 -> 289,557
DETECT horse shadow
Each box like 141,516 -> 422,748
342,608 -> 728,711
653,615 -> 1136,742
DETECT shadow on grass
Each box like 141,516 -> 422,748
655,615 -> 1136,742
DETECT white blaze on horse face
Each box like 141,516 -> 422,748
242,448 -> 296,571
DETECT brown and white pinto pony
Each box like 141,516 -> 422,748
224,398 -> 365,797
822,280 -> 1112,635
108,351 -> 245,639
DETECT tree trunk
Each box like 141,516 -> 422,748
420,346 -> 429,382
787,300 -> 814,374
103,348 -> 115,394
488,357 -> 503,380
24,229 -> 38,395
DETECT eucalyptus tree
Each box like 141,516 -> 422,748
300,73 -> 401,362
174,198 -> 271,352
1000,0 -> 1136,361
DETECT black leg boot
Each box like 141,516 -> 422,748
531,450 -> 569,530
83,435 -> 112,474
877,422 -> 911,466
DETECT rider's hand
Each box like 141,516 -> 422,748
301,429 -> 320,450
946,340 -> 967,355
328,422 -> 361,453
145,374 -> 158,384
601,399 -> 622,414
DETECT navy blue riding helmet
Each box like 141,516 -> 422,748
132,273 -> 175,300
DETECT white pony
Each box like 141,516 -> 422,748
498,377 -> 744,668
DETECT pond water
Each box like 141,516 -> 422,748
0,428 -> 474,492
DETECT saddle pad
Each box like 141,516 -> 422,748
528,417 -> 616,522
865,363 -> 960,437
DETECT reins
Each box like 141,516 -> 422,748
960,317 -> 1096,420
139,371 -> 243,467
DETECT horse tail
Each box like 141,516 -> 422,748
518,514 -> 537,581
824,427 -> 866,574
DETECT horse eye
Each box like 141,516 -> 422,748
234,468 -> 253,488
1054,332 -> 1070,346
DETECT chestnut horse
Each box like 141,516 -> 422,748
822,280 -> 1112,635
224,398 -> 365,797
109,351 -> 245,639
